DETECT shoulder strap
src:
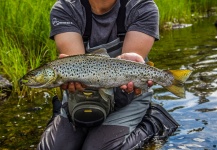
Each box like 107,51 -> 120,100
80,0 -> 92,42
116,0 -> 127,41
80,0 -> 127,41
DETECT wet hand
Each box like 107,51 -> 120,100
117,53 -> 153,94
59,54 -> 86,93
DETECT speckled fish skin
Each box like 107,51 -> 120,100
50,55 -> 174,87
19,49 -> 192,98
21,55 -> 173,88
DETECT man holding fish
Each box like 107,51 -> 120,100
27,0 -> 191,149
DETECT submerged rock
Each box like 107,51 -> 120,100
172,23 -> 192,29
163,22 -> 192,30
0,75 -> 12,100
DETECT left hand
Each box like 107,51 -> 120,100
117,53 -> 153,94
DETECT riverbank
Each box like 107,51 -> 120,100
0,0 -> 217,97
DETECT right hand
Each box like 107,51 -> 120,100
117,53 -> 153,95
59,54 -> 86,93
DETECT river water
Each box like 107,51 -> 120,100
148,16 -> 217,150
0,17 -> 217,150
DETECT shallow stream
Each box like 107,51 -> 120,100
0,16 -> 217,150
149,16 -> 217,150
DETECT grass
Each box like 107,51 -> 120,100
155,0 -> 217,29
0,0 -> 57,97
0,0 -> 217,98
155,0 -> 192,26
191,0 -> 217,14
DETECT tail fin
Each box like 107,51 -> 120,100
164,70 -> 192,98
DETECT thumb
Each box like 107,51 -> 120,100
59,54 -> 69,58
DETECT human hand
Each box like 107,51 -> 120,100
117,53 -> 153,94
59,54 -> 86,93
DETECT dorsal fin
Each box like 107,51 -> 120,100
89,48 -> 110,57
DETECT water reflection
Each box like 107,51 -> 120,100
151,16 -> 217,149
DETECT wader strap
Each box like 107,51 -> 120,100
62,102 -> 73,123
80,0 -> 128,42
80,0 -> 92,42
116,0 -> 128,41
81,0 -> 150,61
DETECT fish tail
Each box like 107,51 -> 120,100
164,70 -> 192,98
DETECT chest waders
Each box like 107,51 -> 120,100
62,0 -> 129,128
65,0 -> 152,127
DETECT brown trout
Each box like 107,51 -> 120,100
19,49 -> 192,98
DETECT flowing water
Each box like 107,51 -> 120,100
148,16 -> 217,150
0,17 -> 217,150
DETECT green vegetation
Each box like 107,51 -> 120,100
155,0 -> 192,25
191,0 -> 217,14
0,0 -> 217,98
155,0 -> 217,29
0,0 -> 57,97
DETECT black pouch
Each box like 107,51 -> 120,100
67,89 -> 114,127
114,87 -> 135,110
143,103 -> 180,141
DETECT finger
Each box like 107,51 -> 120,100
116,53 -> 126,60
61,83 -> 68,90
147,80 -> 153,87
134,88 -> 142,95
125,82 -> 134,93
116,55 -> 121,59
75,82 -> 85,91
59,54 -> 69,58
117,53 -> 144,63
120,84 -> 127,90
68,82 -> 76,93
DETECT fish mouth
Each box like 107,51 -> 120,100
18,77 -> 56,89
18,77 -> 43,88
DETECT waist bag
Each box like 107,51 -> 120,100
67,89 -> 114,127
